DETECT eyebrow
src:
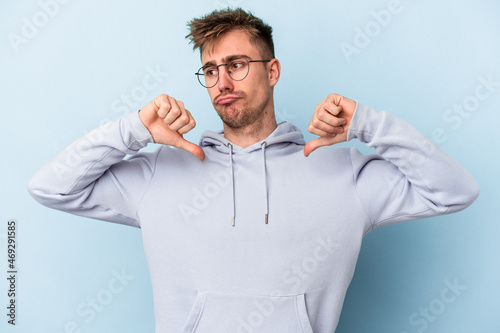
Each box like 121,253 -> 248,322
202,54 -> 251,68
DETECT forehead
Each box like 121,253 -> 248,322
201,30 -> 261,66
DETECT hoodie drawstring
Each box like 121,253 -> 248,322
261,141 -> 269,224
228,143 -> 236,227
226,141 -> 269,227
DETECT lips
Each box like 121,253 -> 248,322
217,96 -> 240,105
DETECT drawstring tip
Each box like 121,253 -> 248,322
265,214 -> 268,224
232,216 -> 235,227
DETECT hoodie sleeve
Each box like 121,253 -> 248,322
347,103 -> 479,233
27,112 -> 157,228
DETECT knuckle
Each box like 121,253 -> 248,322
161,101 -> 171,111
158,94 -> 169,104
317,110 -> 328,121
309,125 -> 321,135
170,107 -> 181,116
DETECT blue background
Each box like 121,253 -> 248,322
1,0 -> 499,332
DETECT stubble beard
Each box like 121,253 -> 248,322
216,92 -> 271,133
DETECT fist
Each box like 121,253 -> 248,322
139,94 -> 205,161
304,94 -> 356,157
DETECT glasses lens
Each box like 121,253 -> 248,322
227,58 -> 249,81
199,66 -> 218,88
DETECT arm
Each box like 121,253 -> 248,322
28,94 -> 203,227
305,94 -> 479,230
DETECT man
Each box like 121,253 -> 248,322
29,8 -> 479,333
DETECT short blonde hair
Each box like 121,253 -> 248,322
186,8 -> 275,59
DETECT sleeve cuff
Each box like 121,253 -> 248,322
122,111 -> 154,152
346,100 -> 361,141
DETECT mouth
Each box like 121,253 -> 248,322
216,96 -> 240,105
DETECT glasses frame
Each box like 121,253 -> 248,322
195,58 -> 272,88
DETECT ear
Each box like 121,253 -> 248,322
268,58 -> 281,87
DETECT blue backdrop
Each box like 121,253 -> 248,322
1,0 -> 499,332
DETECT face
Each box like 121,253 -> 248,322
200,30 -> 280,130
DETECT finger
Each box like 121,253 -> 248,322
161,97 -> 182,125
155,95 -> 171,118
317,107 -> 347,127
173,137 -> 205,161
177,110 -> 196,135
140,95 -> 168,126
313,102 -> 347,129
304,137 -> 336,157
308,124 -> 344,137
304,136 -> 343,157
323,101 -> 343,116
169,113 -> 191,132
169,102 -> 192,131
324,93 -> 344,109
309,114 -> 345,135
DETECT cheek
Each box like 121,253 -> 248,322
247,81 -> 269,101
207,88 -> 218,102
249,72 -> 270,93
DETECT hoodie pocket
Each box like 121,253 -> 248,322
181,292 -> 313,333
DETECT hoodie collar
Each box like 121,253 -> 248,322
200,122 -> 305,227
199,121 -> 305,154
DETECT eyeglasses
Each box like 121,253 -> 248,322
195,57 -> 272,88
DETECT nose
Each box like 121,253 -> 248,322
217,65 -> 234,92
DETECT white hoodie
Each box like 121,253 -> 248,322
28,102 -> 479,332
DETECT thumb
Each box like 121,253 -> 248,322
173,137 -> 206,161
304,136 -> 339,157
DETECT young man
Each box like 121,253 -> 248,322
29,8 -> 479,333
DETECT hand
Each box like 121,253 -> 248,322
139,94 -> 205,161
304,94 -> 356,157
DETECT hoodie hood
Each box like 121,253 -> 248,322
199,122 -> 306,226
200,121 -> 306,153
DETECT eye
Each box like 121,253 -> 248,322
204,67 -> 218,77
229,60 -> 246,71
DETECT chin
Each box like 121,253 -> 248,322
216,103 -> 239,117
